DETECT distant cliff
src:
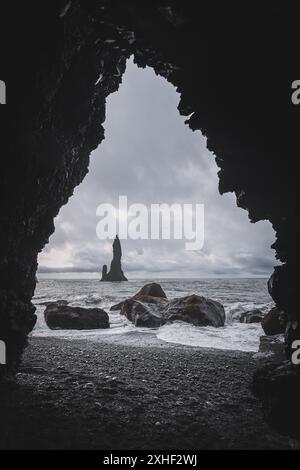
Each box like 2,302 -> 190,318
101,236 -> 128,282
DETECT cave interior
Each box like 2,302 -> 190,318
0,0 -> 299,438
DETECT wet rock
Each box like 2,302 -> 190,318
261,307 -> 287,336
110,301 -> 124,311
44,304 -> 110,330
165,295 -> 225,327
240,309 -> 264,324
133,283 -> 167,300
120,299 -> 165,328
110,283 -> 167,311
117,284 -> 225,328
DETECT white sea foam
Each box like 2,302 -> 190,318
156,321 -> 262,352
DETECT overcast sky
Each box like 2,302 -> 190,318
38,58 -> 277,278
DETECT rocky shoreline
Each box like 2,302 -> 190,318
110,282 -> 226,329
0,335 -> 297,450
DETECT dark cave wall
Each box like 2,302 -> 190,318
0,0 -> 299,379
0,0 -> 128,374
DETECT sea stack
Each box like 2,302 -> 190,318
101,235 -> 128,282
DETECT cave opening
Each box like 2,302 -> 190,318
34,57 -> 277,352
38,57 -> 277,278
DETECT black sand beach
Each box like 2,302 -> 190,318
0,335 -> 295,450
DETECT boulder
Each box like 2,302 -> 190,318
110,282 -> 167,312
44,304 -> 110,330
240,309 -> 264,324
165,294 -> 225,327
120,298 -> 165,328
261,307 -> 287,336
112,283 -> 225,329
133,283 -> 167,300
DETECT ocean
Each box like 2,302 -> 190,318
32,277 -> 273,352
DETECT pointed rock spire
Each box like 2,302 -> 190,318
101,235 -> 128,282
